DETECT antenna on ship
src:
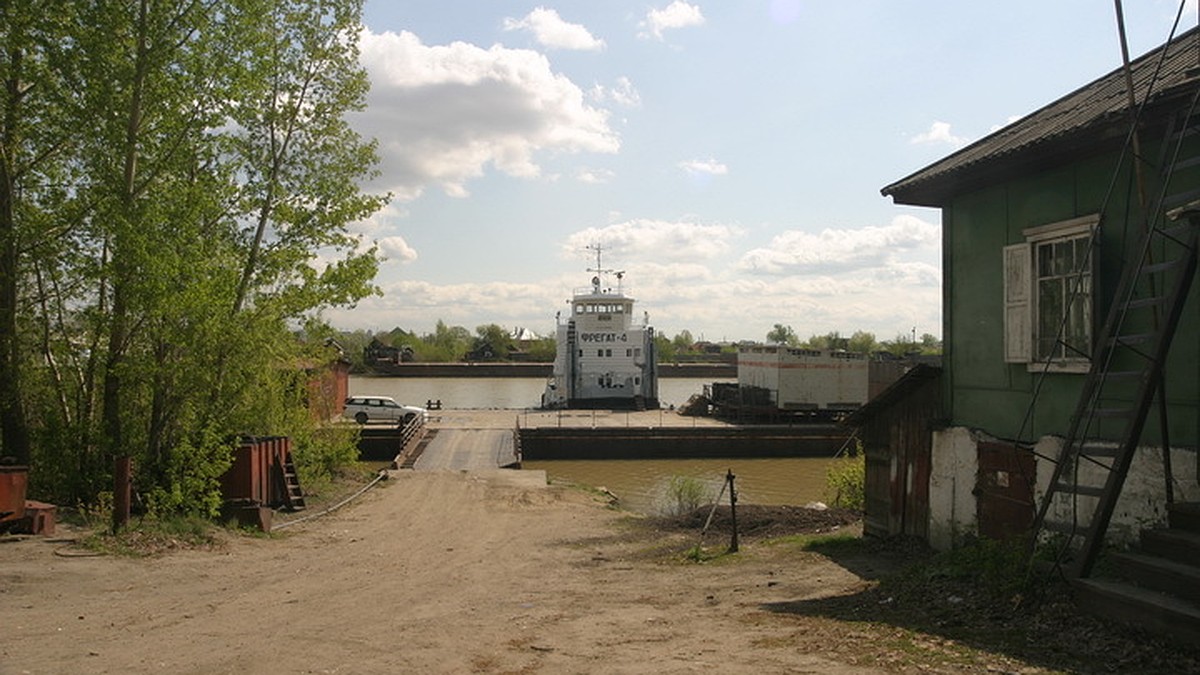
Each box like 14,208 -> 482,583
587,243 -> 613,292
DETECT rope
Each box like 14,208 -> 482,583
273,469 -> 389,531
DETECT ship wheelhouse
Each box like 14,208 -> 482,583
542,269 -> 659,410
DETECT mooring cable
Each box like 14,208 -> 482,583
273,469 -> 390,531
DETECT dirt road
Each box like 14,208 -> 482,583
2,469 -> 889,674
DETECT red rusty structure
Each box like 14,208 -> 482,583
219,437 -> 306,530
0,464 -> 56,536
0,464 -> 29,531
305,357 -> 350,421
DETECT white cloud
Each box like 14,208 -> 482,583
563,218 -> 743,263
910,120 -> 969,147
326,216 -> 942,344
678,158 -> 728,177
326,217 -> 942,341
737,215 -> 940,275
590,76 -> 641,107
576,167 -> 615,184
640,1 -> 705,41
377,236 -> 418,263
502,8 -> 605,51
354,29 -> 619,201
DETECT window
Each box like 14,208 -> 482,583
1004,215 -> 1097,371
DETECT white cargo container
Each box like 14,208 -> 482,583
737,345 -> 869,410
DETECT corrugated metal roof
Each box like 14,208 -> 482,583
883,26 -> 1200,206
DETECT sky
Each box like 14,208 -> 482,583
325,0 -> 1200,344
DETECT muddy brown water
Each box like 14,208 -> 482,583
522,456 -> 842,515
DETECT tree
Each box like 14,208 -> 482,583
0,0 -> 82,465
920,333 -> 942,353
471,324 -> 513,361
227,0 -> 385,318
671,330 -> 694,353
0,0 -> 387,512
800,331 -> 843,350
766,324 -> 798,346
654,333 -> 677,363
525,336 -> 556,362
847,330 -> 879,354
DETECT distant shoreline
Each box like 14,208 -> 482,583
363,362 -> 736,378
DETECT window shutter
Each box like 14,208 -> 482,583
1003,243 -> 1032,363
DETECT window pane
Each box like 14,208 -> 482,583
1038,244 -> 1054,277
1033,231 -> 1093,362
1038,279 -> 1064,359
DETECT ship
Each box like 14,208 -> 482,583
542,247 -> 659,410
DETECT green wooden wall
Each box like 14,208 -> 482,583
942,145 -> 1200,447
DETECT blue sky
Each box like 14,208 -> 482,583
327,1 -> 1198,343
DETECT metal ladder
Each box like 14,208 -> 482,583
1032,112 -> 1200,578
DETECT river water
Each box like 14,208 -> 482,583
348,374 -> 721,410
349,375 -> 844,514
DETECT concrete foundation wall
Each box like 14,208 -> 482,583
928,426 -> 1200,550
929,427 -> 980,550
1035,437 -> 1200,544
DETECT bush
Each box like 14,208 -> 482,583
663,475 -> 713,517
825,452 -> 865,511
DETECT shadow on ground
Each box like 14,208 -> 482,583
763,536 -> 1200,675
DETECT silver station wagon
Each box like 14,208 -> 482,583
343,396 -> 426,425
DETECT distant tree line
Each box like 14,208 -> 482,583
339,322 -> 941,372
765,324 -> 942,356
338,324 -> 740,370
339,322 -> 556,370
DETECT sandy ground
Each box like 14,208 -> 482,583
1,469 -> 889,675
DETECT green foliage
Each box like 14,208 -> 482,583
412,320 -> 474,361
792,329 -> 942,356
663,474 -> 712,517
767,323 -> 799,346
825,452 -> 865,511
470,323 -> 514,361
524,336 -> 557,361
654,333 -> 678,362
802,331 -> 847,350
881,331 -> 943,356
80,515 -> 220,557
290,425 -> 361,494
0,0 -> 385,513
847,330 -> 880,353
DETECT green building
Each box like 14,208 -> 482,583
881,27 -> 1200,565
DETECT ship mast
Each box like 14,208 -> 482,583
586,243 -> 625,293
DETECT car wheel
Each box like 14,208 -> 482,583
355,411 -> 368,424
403,412 -> 416,425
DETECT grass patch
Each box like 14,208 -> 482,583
80,516 -> 225,557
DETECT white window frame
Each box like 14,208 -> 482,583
1003,215 -> 1098,373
